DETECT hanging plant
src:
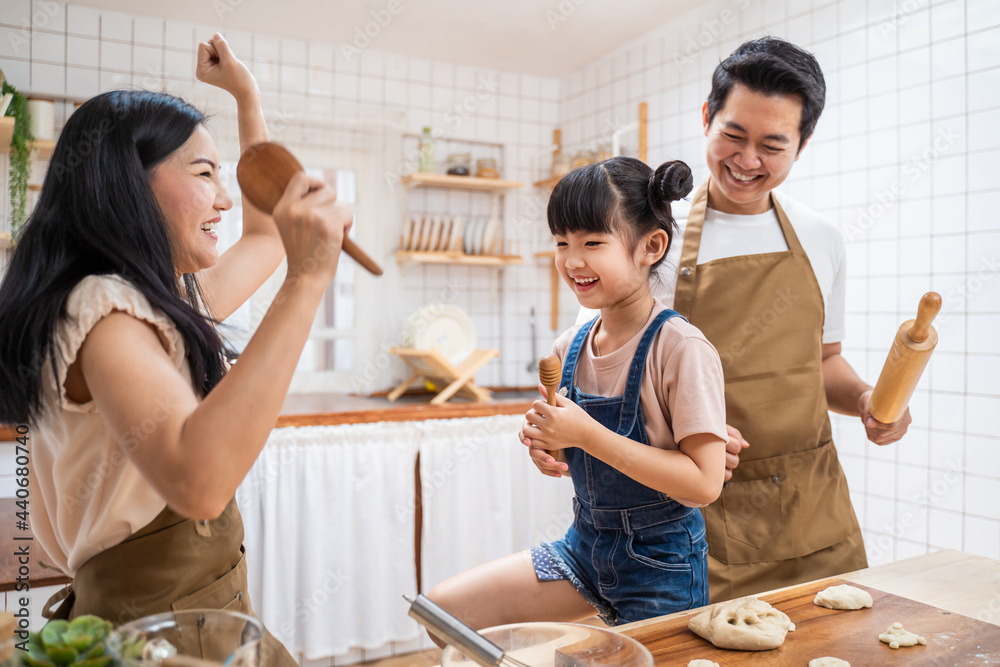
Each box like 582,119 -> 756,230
3,80 -> 33,240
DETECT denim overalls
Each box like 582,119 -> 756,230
535,309 -> 710,626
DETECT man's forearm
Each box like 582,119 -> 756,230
822,352 -> 871,416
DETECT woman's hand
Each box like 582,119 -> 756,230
272,172 -> 353,284
196,33 -> 257,101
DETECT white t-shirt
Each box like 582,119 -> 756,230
651,190 -> 847,344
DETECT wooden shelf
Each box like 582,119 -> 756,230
402,172 -> 524,192
533,176 -> 562,189
0,119 -> 57,158
396,250 -> 524,266
27,183 -> 42,191
0,117 -> 13,153
31,139 -> 56,159
0,232 -> 10,250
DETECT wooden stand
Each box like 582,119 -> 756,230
388,347 -> 498,405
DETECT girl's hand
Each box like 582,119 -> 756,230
272,172 -> 353,283
527,445 -> 569,478
522,385 -> 597,453
196,33 -> 257,100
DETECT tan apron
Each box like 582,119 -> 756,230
673,179 -> 868,602
43,499 -> 298,666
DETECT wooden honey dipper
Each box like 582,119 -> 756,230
538,354 -> 568,470
236,142 -> 383,276
868,292 -> 942,424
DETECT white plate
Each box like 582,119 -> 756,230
419,215 -> 434,251
402,215 -> 415,251
448,216 -> 463,252
437,217 -> 452,252
428,215 -> 443,251
473,217 -> 487,255
481,217 -> 500,255
463,217 -> 476,254
409,215 -> 425,251
403,304 -> 477,364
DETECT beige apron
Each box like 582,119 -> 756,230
43,499 -> 298,666
673,179 -> 868,602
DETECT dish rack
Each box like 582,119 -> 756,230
387,346 -> 498,404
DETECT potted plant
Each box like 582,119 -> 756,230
3,79 -> 33,241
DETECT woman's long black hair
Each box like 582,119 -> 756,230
0,90 -> 227,424
548,156 -> 693,271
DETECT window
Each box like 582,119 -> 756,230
216,161 -> 360,391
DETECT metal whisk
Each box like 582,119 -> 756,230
404,594 -> 533,667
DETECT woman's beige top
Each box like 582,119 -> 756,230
31,275 -> 187,575
552,303 -> 728,450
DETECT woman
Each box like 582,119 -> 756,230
0,35 -> 348,664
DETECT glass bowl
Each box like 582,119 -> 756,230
104,609 -> 263,666
440,622 -> 653,667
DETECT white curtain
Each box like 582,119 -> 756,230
237,424 -> 420,661
237,416 -> 575,663
419,415 -> 576,592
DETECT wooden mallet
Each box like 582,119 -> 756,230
868,292 -> 942,424
236,141 -> 383,276
538,354 -> 568,470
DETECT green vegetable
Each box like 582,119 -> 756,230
21,616 -> 113,667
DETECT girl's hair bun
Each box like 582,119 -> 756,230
649,160 -> 694,205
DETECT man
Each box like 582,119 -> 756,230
653,37 -> 912,602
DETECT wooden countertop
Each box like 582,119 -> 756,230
0,498 -> 71,593
0,390 -> 536,440
0,392 -> 536,592
617,549 -> 1000,636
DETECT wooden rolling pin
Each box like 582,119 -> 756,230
236,142 -> 383,276
868,292 -> 942,424
538,354 -> 568,471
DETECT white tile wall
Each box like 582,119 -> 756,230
557,0 -> 1000,568
2,0 -> 998,660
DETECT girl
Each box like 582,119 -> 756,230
427,157 -> 728,630
0,35 -> 350,664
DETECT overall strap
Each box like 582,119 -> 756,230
561,316 -> 599,391
616,309 -> 686,435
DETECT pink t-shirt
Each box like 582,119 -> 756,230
31,275 -> 180,575
553,304 -> 728,450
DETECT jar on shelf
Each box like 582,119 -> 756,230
571,151 -> 594,170
552,153 -> 571,179
446,153 -> 471,176
475,158 -> 499,179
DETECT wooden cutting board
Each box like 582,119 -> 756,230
621,578 -> 1000,666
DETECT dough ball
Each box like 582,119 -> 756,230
687,596 -> 795,651
813,584 -> 873,610
687,661 -> 720,667
878,622 -> 926,649
809,658 -> 850,667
